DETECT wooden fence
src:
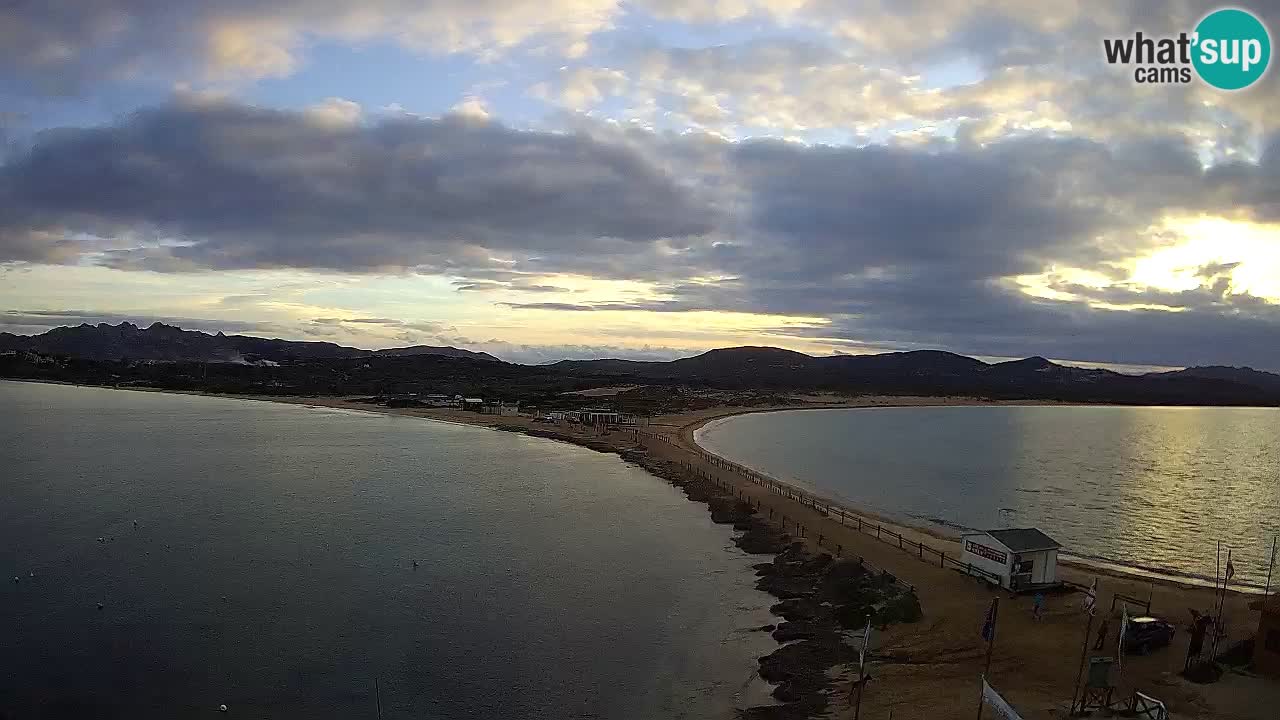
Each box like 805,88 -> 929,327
626,428 -> 1004,588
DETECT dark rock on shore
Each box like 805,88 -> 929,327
581,443 -> 923,720
770,598 -> 824,622
757,574 -> 817,599
771,620 -> 826,643
735,520 -> 791,554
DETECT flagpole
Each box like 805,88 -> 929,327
1265,536 -> 1277,597
853,615 -> 870,720
853,676 -> 864,720
976,598 -> 999,720
1069,609 -> 1095,715
1211,548 -> 1232,659
1215,540 -> 1221,599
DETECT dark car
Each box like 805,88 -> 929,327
1124,616 -> 1176,654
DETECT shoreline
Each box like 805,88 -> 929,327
683,402 -> 1273,596
11,378 -> 1266,595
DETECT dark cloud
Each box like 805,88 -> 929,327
501,300 -> 693,312
464,340 -> 700,365
0,97 -> 716,271
500,302 -> 598,312
5,98 -> 1280,369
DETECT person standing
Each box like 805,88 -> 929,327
1032,592 -> 1045,621
1094,618 -> 1110,650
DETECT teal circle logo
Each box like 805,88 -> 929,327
1193,8 -> 1271,90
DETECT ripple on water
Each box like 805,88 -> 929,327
697,405 -> 1280,589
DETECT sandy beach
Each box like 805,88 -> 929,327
24,383 -> 1276,718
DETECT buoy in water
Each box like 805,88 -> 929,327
97,537 -> 105,543
219,704 -> 228,712
96,602 -> 104,610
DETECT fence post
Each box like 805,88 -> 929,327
877,525 -> 882,539
940,551 -> 945,568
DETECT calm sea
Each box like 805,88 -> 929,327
696,406 -> 1280,589
1,381 -> 774,719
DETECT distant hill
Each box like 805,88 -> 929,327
1146,365 -> 1280,393
556,347 -> 1096,384
553,346 -> 1277,405
4,331 -> 1278,407
371,345 -> 499,361
0,322 -> 498,363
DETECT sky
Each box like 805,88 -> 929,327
2,1 -> 1280,369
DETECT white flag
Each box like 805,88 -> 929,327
1118,603 -> 1130,668
1082,578 -> 1097,615
859,616 -> 872,675
981,677 -> 1024,720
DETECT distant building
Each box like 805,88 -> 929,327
480,401 -> 519,416
424,394 -> 456,407
1255,596 -> 1280,678
462,398 -> 485,411
580,408 -> 620,425
960,528 -> 1062,591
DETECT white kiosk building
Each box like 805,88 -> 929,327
960,528 -> 1063,591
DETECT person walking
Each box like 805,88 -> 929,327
1032,592 -> 1045,621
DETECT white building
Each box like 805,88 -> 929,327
480,401 -> 520,416
959,528 -> 1062,592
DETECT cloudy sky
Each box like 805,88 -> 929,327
2,1 -> 1280,368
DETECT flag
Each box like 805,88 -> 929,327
1225,557 -> 1235,581
1082,578 -> 1097,616
859,616 -> 872,676
1118,603 -> 1130,668
981,676 -> 1024,720
981,599 -> 997,642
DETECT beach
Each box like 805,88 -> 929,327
170,391 -> 1271,719
16,384 -> 1275,718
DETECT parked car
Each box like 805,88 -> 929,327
1124,616 -> 1176,654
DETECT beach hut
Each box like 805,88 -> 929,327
960,528 -> 1063,591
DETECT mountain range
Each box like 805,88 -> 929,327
0,322 -> 498,363
4,323 -> 1280,406
555,346 -> 1280,401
